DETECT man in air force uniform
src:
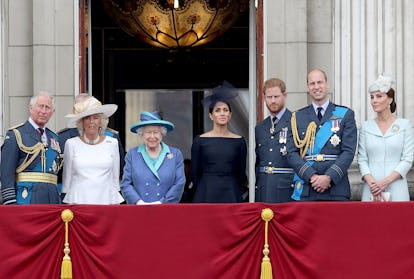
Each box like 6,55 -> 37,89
287,69 -> 357,201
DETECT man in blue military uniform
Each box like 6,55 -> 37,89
287,69 -> 357,201
57,93 -> 125,193
1,91 -> 62,204
255,78 -> 294,203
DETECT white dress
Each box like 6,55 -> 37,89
358,118 -> 414,201
62,136 -> 124,204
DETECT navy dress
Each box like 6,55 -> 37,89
191,136 -> 247,203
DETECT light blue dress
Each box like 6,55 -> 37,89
358,118 -> 414,201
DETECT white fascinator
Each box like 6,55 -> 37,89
368,73 -> 395,93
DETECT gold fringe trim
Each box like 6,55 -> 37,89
61,209 -> 74,279
291,112 -> 317,158
260,208 -> 274,279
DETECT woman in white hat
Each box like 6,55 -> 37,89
120,111 -> 185,204
62,97 -> 124,204
358,74 -> 414,201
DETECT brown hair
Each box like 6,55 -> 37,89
387,88 -> 397,113
307,68 -> 328,83
263,78 -> 286,94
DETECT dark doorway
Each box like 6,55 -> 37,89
90,1 -> 249,151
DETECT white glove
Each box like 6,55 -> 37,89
136,199 -> 146,205
150,201 -> 162,205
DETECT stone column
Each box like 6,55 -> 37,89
2,0 -> 76,133
334,0 -> 414,199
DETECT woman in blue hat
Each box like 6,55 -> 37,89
191,81 -> 247,203
120,111 -> 185,204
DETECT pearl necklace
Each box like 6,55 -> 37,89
83,134 -> 100,145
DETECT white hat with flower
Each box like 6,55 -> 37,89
368,73 -> 395,93
65,96 -> 117,128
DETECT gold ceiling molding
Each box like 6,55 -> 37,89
102,0 -> 248,49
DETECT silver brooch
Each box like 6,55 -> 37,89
167,153 -> 174,159
392,124 -> 400,132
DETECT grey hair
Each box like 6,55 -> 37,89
30,91 -> 55,110
74,93 -> 92,104
76,113 -> 109,136
136,126 -> 167,136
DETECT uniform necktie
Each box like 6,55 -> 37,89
272,116 -> 278,125
317,107 -> 323,121
38,128 -> 44,136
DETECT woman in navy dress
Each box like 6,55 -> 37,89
191,82 -> 247,203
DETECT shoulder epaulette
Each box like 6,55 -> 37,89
335,104 -> 349,109
296,106 -> 308,112
8,123 -> 24,130
46,128 -> 58,137
106,127 -> 119,134
57,127 -> 71,134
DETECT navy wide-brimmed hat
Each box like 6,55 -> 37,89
201,80 -> 239,107
130,111 -> 174,133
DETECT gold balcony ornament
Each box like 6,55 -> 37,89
102,0 -> 248,49
61,209 -> 74,279
260,208 -> 274,279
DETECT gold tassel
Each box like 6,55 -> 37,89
61,209 -> 74,279
260,208 -> 274,279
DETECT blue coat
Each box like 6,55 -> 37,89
287,102 -> 357,200
1,121 -> 61,204
120,142 -> 185,204
255,109 -> 294,203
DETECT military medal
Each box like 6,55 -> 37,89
330,118 -> 340,133
330,134 -> 341,147
50,138 -> 61,153
279,127 -> 288,144
269,127 -> 275,134
22,188 -> 28,199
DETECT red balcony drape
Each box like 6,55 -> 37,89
1,202 -> 414,279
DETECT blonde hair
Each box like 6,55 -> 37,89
76,114 -> 109,135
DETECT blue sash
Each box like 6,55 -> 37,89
291,106 -> 347,200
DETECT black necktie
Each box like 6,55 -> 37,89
272,116 -> 278,125
317,107 -> 323,121
38,128 -> 44,136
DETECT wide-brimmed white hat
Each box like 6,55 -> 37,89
65,96 -> 118,128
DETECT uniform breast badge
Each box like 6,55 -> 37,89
330,134 -> 341,147
22,188 -> 28,199
280,146 -> 287,156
